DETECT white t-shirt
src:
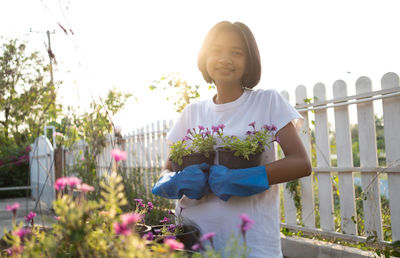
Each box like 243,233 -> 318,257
166,88 -> 303,258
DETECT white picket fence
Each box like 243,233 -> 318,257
89,72 -> 399,246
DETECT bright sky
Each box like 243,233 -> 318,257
1,0 -> 400,133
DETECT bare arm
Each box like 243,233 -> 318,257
265,122 -> 312,185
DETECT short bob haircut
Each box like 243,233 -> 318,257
197,21 -> 261,89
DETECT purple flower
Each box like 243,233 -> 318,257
211,125 -> 219,133
6,203 -> 20,213
113,222 -> 131,236
13,227 -> 31,238
246,131 -> 253,136
168,224 -> 176,232
165,235 -> 177,240
143,232 -> 154,240
154,229 -> 161,234
198,125 -> 205,131
186,128 -> 192,135
160,217 -> 170,224
134,198 -> 145,208
24,211 -> 37,222
263,124 -> 271,131
248,121 -> 256,128
147,202 -> 153,212
201,232 -> 216,242
270,125 -> 277,131
182,135 -> 191,141
218,124 -> 225,130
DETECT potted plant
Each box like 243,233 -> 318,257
169,125 -> 219,172
147,209 -> 200,251
217,122 -> 277,169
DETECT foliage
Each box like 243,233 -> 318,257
149,73 -> 212,113
63,89 -> 131,184
169,125 -> 218,166
0,38 -> 61,148
218,122 -> 276,160
0,145 -> 30,198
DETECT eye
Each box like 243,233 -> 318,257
232,51 -> 243,56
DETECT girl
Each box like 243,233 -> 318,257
154,21 -> 311,257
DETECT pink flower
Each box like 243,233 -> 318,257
24,211 -> 37,222
13,227 -> 31,238
201,232 -> 216,242
25,146 -> 32,153
53,132 -> 64,137
66,176 -> 82,188
248,121 -> 256,128
186,128 -> 192,135
192,243 -> 202,250
211,125 -> 219,133
78,183 -> 94,192
6,203 -> 20,213
160,217 -> 170,224
198,125 -> 205,131
182,135 -> 191,141
5,246 -> 23,256
54,216 -> 60,221
164,238 -> 184,251
238,213 -> 254,240
54,177 -> 68,191
218,124 -> 225,130
113,222 -> 131,236
111,149 -> 127,162
121,213 -> 142,226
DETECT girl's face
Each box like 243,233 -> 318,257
206,29 -> 247,88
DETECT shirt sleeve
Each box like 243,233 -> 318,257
166,103 -> 193,144
268,89 -> 303,133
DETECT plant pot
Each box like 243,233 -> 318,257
151,224 -> 200,250
171,152 -> 215,172
136,223 -> 151,237
217,148 -> 262,169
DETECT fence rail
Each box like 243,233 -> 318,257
66,71 -> 399,246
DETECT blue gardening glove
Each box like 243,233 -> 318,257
152,163 -> 210,200
209,165 -> 269,202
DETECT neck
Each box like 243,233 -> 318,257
214,83 -> 244,104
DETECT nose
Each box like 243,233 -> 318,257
217,53 -> 232,65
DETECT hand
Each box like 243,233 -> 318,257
209,165 -> 269,201
151,163 -> 210,200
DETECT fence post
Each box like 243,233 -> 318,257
356,76 -> 383,239
295,85 -> 315,228
314,82 -> 334,231
333,80 -> 357,235
381,72 -> 400,241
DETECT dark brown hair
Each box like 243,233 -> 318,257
197,21 -> 261,89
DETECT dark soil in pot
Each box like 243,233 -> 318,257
217,148 -> 262,169
171,152 -> 215,172
151,224 -> 200,251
